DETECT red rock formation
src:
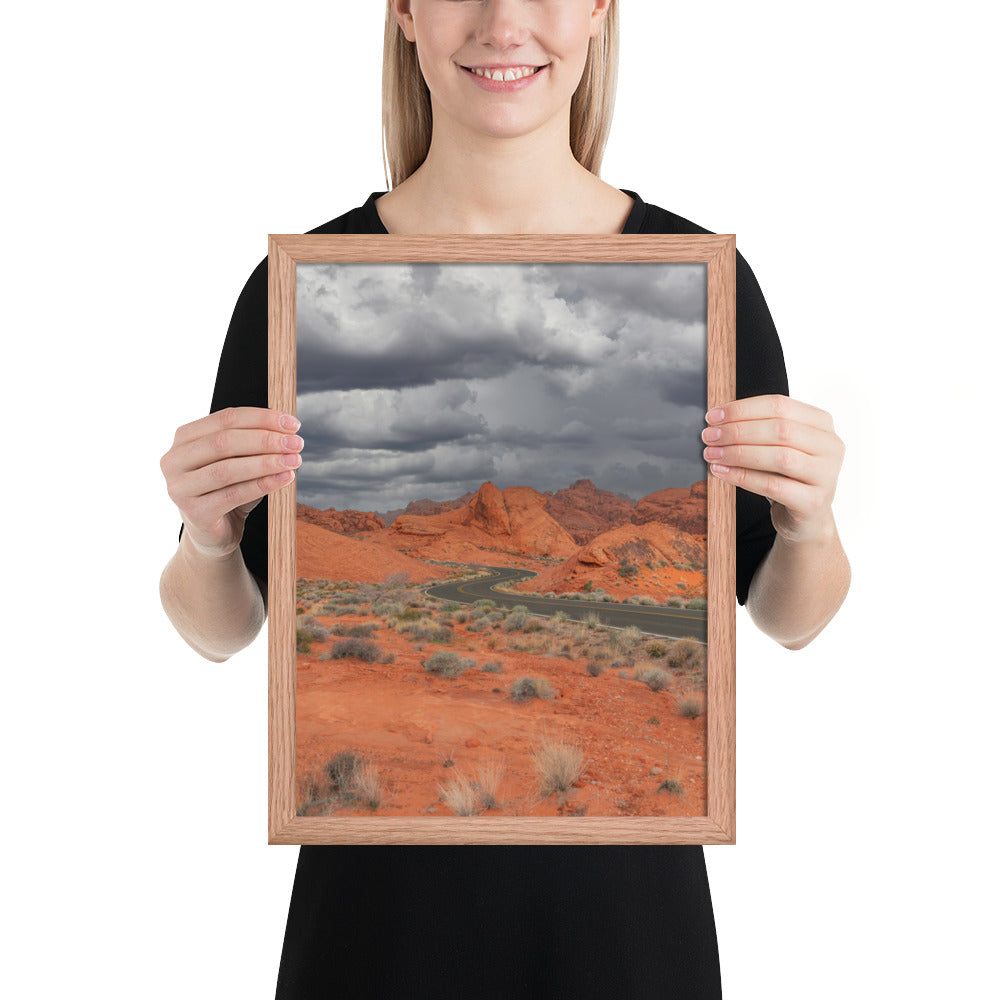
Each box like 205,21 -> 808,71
382,481 -> 578,561
297,503 -> 385,536
515,521 -> 706,601
296,520 -> 447,583
632,480 -> 708,538
542,478 -> 636,545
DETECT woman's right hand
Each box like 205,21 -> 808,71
160,406 -> 303,559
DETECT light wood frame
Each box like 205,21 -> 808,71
267,234 -> 736,845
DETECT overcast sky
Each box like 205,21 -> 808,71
296,261 -> 707,513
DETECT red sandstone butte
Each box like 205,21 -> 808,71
297,503 -> 386,536
517,521 -> 707,601
632,480 -> 708,538
542,478 -> 636,545
381,481 -> 579,562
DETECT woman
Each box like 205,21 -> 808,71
160,2 -> 850,996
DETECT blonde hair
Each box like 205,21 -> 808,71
381,0 -> 619,190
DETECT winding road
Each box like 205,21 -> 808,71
424,564 -> 707,643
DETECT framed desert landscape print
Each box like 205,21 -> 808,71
267,233 -> 736,845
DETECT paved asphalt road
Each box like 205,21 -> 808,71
424,565 -> 707,643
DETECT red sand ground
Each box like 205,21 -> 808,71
295,605 -> 707,819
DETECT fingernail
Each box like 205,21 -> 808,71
281,435 -> 304,450
279,414 -> 301,431
703,426 -> 722,442
711,463 -> 730,475
281,452 -> 302,467
706,408 -> 725,423
704,447 -> 724,461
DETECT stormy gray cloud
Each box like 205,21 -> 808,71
296,261 -> 708,512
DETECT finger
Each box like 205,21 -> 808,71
703,444 -> 826,486
706,395 -> 834,433
708,462 -> 813,510
184,468 -> 297,527
172,406 -> 300,448
701,418 -> 835,458
171,449 -> 303,506
170,427 -> 303,479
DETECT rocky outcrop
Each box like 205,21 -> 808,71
542,478 -> 636,544
632,480 -> 707,538
297,503 -> 385,535
385,481 -> 578,560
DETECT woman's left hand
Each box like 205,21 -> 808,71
702,394 -> 845,546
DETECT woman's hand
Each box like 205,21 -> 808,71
701,394 -> 845,545
160,406 -> 303,559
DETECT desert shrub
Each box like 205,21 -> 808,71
487,611 -> 505,624
610,658 -> 633,670
428,626 -> 455,644
327,637 -> 391,664
633,666 -> 671,691
502,610 -> 529,632
552,611 -> 570,624
531,737 -> 584,796
397,607 -> 426,621
679,696 -> 704,718
472,599 -> 496,611
586,660 -> 604,677
618,561 -> 638,579
583,612 -> 602,630
668,638 -> 704,671
466,619 -> 488,633
325,750 -> 362,793
481,660 -> 503,673
338,593 -> 363,605
296,630 -> 313,654
423,650 -> 474,678
372,600 -> 405,617
686,597 -> 708,610
583,580 -> 593,592
440,601 -> 462,612
666,597 -> 683,608
330,623 -> 378,638
658,777 -> 684,794
645,641 -> 668,659
636,596 -> 656,605
509,677 -> 555,702
611,625 -> 642,652
453,611 -> 469,624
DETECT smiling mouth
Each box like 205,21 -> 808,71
460,65 -> 548,82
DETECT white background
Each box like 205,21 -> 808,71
4,2 -> 996,997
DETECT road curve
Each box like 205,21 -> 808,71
424,564 -> 707,643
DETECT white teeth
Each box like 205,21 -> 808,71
470,65 -> 540,82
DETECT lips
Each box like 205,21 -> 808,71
460,63 -> 549,92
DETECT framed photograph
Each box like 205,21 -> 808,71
267,233 -> 736,845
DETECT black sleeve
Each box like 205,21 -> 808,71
177,255 -> 270,586
734,250 -> 790,605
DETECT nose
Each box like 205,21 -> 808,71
476,0 -> 531,51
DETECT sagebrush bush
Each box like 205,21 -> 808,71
481,660 -> 503,673
424,650 -> 474,678
531,737 -> 584,795
327,637 -> 390,663
330,623 -> 378,638
679,696 -> 704,718
668,638 -> 704,671
325,750 -> 361,792
645,641 -> 668,659
633,666 -> 670,691
586,660 -> 604,677
510,677 -> 554,702
686,597 -> 708,610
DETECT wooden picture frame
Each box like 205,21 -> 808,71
267,234 -> 735,845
